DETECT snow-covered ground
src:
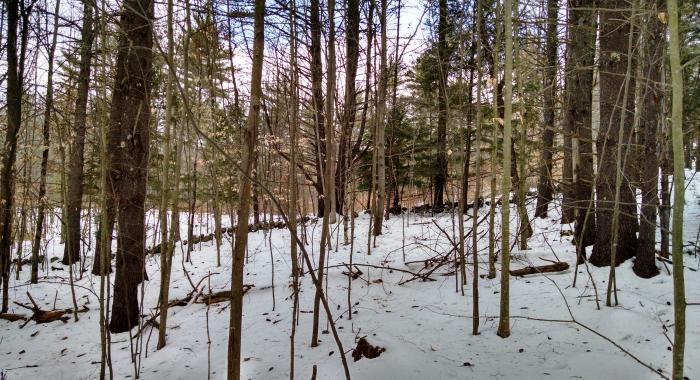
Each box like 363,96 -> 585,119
2,172 -> 700,380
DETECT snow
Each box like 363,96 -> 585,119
2,171 -> 700,380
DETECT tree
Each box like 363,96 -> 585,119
108,0 -> 155,333
590,0 -> 638,267
373,0 -> 388,235
497,0 -> 514,339
534,0 -> 558,219
1,0 -> 30,313
633,0 -> 664,278
157,0 -> 176,349
433,0 -> 450,208
668,0 -> 687,376
227,0 -> 264,377
63,0 -> 95,265
564,0 -> 597,259
31,0 -> 61,284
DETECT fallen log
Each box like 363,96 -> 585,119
0,313 -> 27,322
198,284 -> 255,305
510,262 -> 569,277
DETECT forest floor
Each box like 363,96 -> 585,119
2,172 -> 700,380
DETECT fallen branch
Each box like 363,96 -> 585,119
198,285 -> 255,305
0,313 -> 27,322
510,262 -> 569,277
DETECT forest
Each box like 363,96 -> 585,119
0,0 -> 699,378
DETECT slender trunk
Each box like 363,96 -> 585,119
64,0 -> 95,265
157,0 -> 175,349
668,0 -> 686,376
31,0 -> 61,284
497,0 -> 514,339
227,0 -> 264,377
336,0 -> 360,215
1,0 -> 24,313
433,0 -> 449,208
535,0 -> 558,219
309,0 -> 326,217
372,0 -> 387,236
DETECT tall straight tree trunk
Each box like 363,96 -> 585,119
590,0 -> 638,267
668,0 -> 686,376
564,0 -> 597,256
157,0 -> 175,349
535,0 -> 558,219
497,0 -> 514,339
336,0 -> 360,215
433,0 -> 449,208
1,0 -> 23,313
633,0 -> 664,278
31,0 -> 61,284
372,0 -> 387,236
108,0 -> 154,333
309,0 -> 326,217
64,0 -> 95,265
312,0 -> 338,345
227,0 -> 264,377
326,0 -> 337,225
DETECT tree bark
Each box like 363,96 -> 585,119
372,0 -> 387,235
309,0 -> 326,217
336,0 -> 361,215
63,0 -> 95,265
497,0 -> 514,339
433,0 -> 449,208
633,0 -> 664,278
534,0 -> 558,219
564,0 -> 597,256
31,0 -> 61,284
590,0 -> 638,267
108,0 -> 154,333
227,0 -> 264,377
667,1 -> 686,376
1,0 -> 23,313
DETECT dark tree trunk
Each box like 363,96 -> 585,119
92,209 -> 115,275
335,0 -> 360,215
590,0 -> 637,267
433,0 -> 449,208
535,0 -> 558,219
1,0 -> 25,313
108,0 -> 154,333
565,0 -> 597,252
633,0 -> 664,278
63,1 -> 94,265
309,0 -> 326,217
32,0 -> 61,283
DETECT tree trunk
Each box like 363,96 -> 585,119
1,0 -> 23,313
497,0 -> 514,339
633,0 -> 664,278
590,0 -> 637,267
108,0 -> 154,333
63,0 -> 95,265
433,0 -> 449,208
373,0 -> 387,236
668,1 -> 687,376
31,0 -> 61,284
309,0 -> 326,217
157,0 -> 175,349
227,0 -> 264,377
335,0 -> 360,216
534,0 -> 558,219
565,0 -> 597,256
